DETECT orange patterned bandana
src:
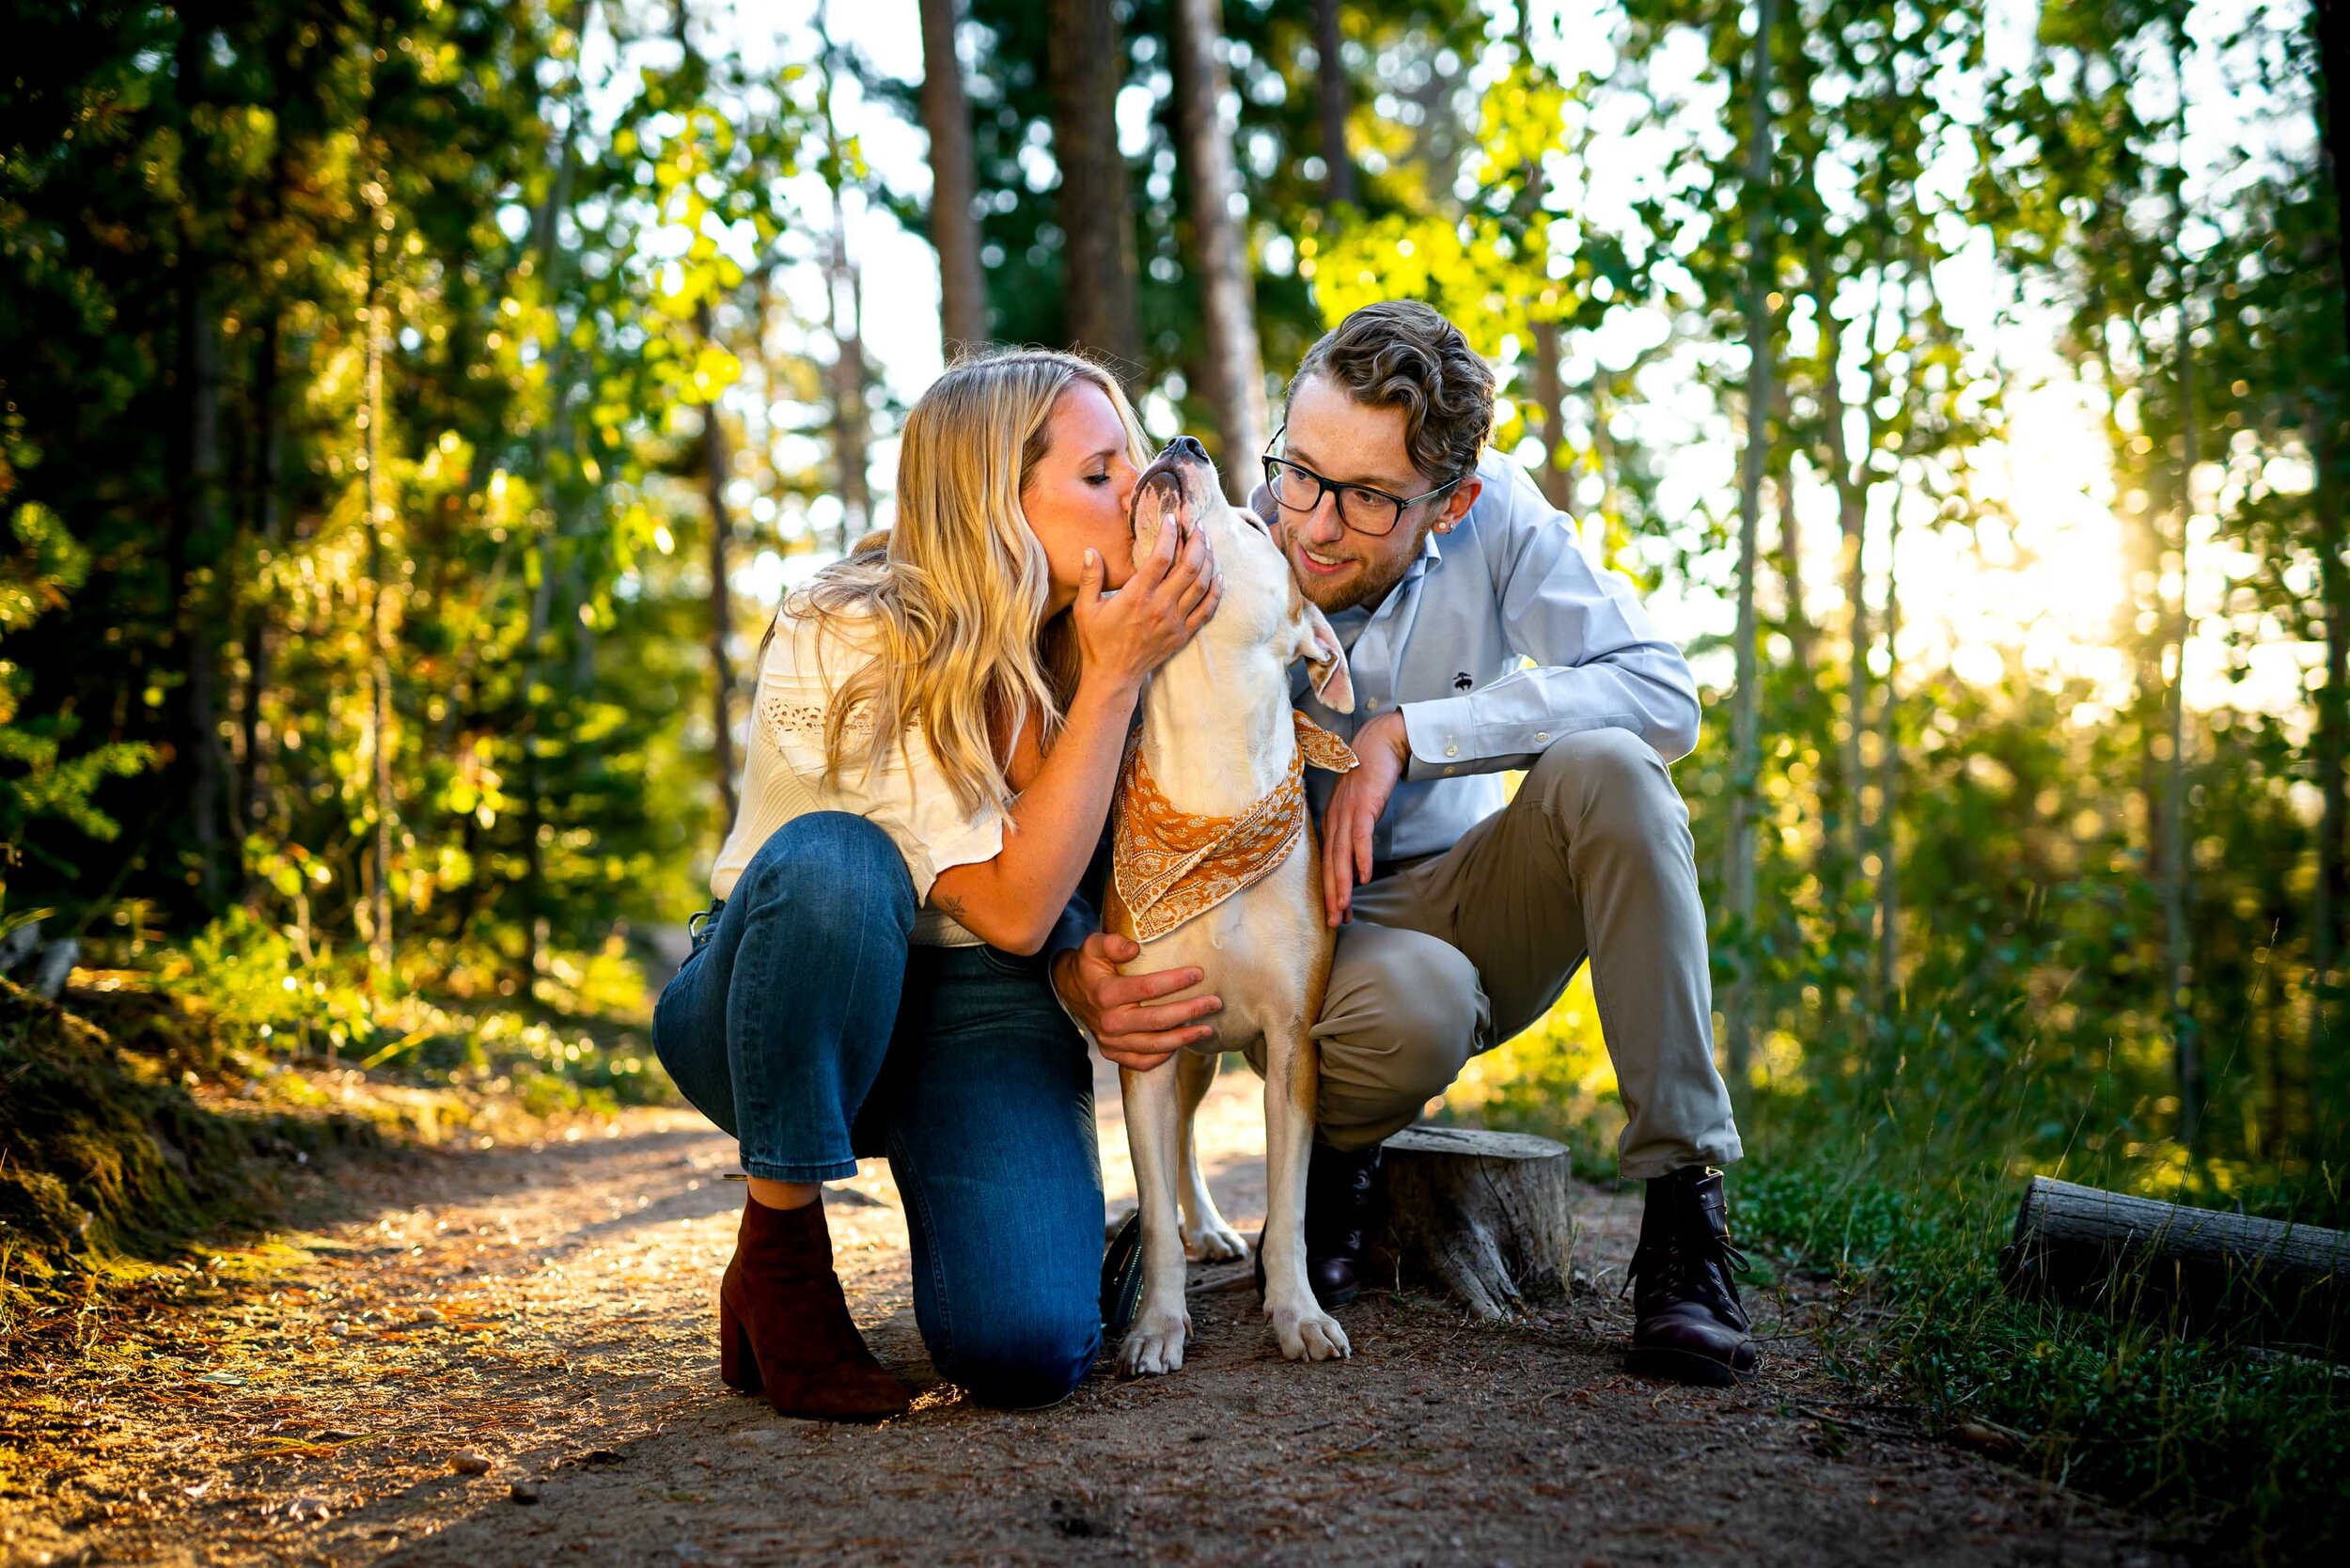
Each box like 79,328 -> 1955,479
1112,712 -> 1360,941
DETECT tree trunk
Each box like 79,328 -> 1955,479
1817,302 -> 1877,882
1511,10 -> 1569,513
2166,100 -> 2201,1150
2107,322 -> 2170,916
237,16 -> 303,885
821,24 -> 873,535
1723,0 -> 1777,1088
1875,511 -> 1901,1002
1529,321 -> 1570,511
1775,408 -> 1814,675
1402,44 -> 1469,201
516,69 -> 583,993
361,175 -> 395,997
2002,1176 -> 2350,1356
1370,1126 -> 1574,1319
827,245 -> 872,540
1167,0 -> 1264,494
671,0 -> 742,828
167,14 -> 226,910
697,305 -> 742,829
2315,419 -> 2346,1068
1313,0 -> 1355,207
2309,0 -> 2349,1063
238,309 -> 283,858
918,0 -> 987,353
1045,0 -> 1141,381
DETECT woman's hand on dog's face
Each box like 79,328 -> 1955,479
1051,932 -> 1222,1073
1070,507 -> 1221,694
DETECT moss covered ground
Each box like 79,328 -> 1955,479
0,971 -> 673,1342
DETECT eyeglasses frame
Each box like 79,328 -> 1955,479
1258,425 -> 1465,540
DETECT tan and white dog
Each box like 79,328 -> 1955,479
1108,436 -> 1358,1375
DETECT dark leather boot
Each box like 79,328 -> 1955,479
1255,1139 -> 1383,1308
718,1195 -> 909,1420
1625,1166 -> 1758,1386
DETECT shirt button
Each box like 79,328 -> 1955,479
1536,732 -> 1548,743
1366,699 -> 1380,711
1444,742 -> 1458,758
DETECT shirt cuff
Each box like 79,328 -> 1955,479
1400,698 -> 1639,782
1400,697 -> 1479,783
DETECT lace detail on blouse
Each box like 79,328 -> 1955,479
758,691 -> 878,744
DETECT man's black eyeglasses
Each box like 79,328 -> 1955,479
1259,428 -> 1463,540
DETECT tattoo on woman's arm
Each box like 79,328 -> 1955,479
933,891 -> 969,922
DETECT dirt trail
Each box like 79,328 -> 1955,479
2,1060 -> 2176,1567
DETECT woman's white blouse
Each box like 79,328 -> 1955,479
710,609 -> 1001,947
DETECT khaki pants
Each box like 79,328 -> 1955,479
1246,728 -> 1742,1179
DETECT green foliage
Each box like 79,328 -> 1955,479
0,1 -> 843,1027
1736,1131 -> 2350,1560
1311,54 -> 1642,347
0,501 -> 155,878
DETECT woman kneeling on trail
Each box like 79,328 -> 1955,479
652,352 -> 1220,1418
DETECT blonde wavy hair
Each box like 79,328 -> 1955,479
786,349 -> 1152,817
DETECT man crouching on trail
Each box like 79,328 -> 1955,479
1051,300 -> 1756,1385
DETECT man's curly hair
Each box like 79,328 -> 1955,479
1285,301 -> 1496,485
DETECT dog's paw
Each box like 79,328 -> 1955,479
1117,1308 -> 1192,1377
1183,1217 -> 1248,1262
1267,1300 -> 1353,1363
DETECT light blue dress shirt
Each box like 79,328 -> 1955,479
1271,450 -> 1701,869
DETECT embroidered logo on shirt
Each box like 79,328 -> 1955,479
1112,712 -> 1359,941
1453,671 -> 1475,692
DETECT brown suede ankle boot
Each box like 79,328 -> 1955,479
718,1194 -> 909,1420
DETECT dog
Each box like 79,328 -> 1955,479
1107,435 -> 1358,1375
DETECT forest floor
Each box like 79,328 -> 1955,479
0,1058 -> 2186,1568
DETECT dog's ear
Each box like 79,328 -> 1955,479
1298,602 -> 1355,713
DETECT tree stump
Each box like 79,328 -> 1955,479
2002,1175 -> 2350,1356
1370,1125 -> 1574,1320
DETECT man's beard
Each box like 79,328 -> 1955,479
1289,517 -> 1438,616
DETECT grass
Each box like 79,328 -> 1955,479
1440,973 -> 2350,1562
1736,1142 -> 2349,1563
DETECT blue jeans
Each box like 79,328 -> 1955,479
651,812 -> 1104,1408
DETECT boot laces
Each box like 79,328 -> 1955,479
1622,1225 -> 1752,1307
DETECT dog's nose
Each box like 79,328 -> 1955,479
1169,435 -> 1208,463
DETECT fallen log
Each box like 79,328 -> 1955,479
1371,1125 -> 1574,1320
2001,1175 -> 2350,1356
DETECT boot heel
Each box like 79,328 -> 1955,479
718,1294 -> 761,1394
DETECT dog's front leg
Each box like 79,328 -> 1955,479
1176,1050 -> 1247,1261
1117,1060 -> 1193,1376
1261,1022 -> 1351,1362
